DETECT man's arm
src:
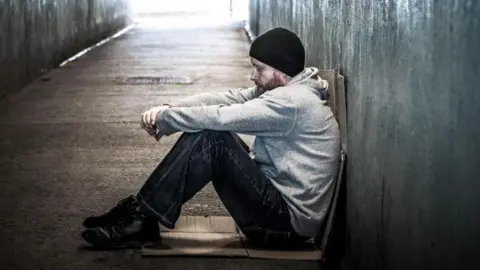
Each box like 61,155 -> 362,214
166,87 -> 263,107
155,90 -> 297,137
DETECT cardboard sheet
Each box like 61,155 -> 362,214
141,216 -> 323,260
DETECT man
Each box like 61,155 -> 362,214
81,27 -> 340,249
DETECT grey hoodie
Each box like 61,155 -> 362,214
155,67 -> 340,237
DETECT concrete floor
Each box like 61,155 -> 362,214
0,14 -> 320,270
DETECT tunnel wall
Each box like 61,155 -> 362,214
0,0 -> 132,98
248,1 -> 480,270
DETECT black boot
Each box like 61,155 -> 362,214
81,197 -> 160,249
83,195 -> 136,228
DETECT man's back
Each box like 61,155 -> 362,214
249,68 -> 341,237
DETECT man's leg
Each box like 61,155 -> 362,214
82,130 -> 308,248
82,132 -> 249,229
81,132 -> 202,229
81,131 -> 211,248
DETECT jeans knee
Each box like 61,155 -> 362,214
196,130 -> 232,140
184,130 -> 233,153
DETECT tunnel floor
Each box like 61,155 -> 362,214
0,13 -> 321,270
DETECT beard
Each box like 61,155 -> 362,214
256,75 -> 286,91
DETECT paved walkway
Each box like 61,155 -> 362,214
0,13 -> 320,270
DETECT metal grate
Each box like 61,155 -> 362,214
114,76 -> 195,85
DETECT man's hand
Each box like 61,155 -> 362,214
141,105 -> 169,140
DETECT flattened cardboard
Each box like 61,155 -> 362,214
335,74 -> 348,154
242,239 -> 323,260
141,216 -> 323,260
159,215 -> 238,233
142,232 -> 247,257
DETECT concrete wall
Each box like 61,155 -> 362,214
249,1 -> 480,270
0,0 -> 132,98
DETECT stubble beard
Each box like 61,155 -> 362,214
257,75 -> 286,91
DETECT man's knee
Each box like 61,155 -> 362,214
192,130 -> 233,141
178,130 -> 235,149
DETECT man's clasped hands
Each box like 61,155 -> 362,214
140,105 -> 170,141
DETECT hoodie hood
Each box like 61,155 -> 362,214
287,67 -> 329,100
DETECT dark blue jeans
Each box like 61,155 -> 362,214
136,130 -> 309,248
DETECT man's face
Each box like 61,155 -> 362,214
250,58 -> 286,91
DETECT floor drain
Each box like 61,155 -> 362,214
114,76 -> 195,85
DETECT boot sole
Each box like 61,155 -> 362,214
81,229 -> 161,250
83,237 -> 160,250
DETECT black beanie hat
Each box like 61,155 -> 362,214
249,27 -> 305,77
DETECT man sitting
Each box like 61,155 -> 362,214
81,27 -> 340,249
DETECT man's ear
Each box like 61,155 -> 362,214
275,70 -> 291,85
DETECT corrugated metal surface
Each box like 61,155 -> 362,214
0,0 -> 132,98
249,1 -> 480,269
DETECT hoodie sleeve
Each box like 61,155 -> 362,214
155,90 -> 297,137
167,87 -> 263,107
